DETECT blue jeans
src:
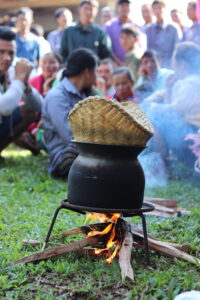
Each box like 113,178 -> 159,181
0,107 -> 22,139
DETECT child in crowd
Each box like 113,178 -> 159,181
97,58 -> 115,96
110,67 -> 138,103
95,76 -> 106,95
119,25 -> 143,79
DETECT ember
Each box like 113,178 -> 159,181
85,213 -> 121,263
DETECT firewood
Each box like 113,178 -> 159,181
22,239 -> 64,247
22,237 -> 189,253
175,207 -> 191,215
53,223 -> 109,238
146,211 -> 178,218
144,198 -> 190,218
130,227 -> 190,253
148,240 -> 199,265
57,226 -> 88,236
22,239 -> 41,246
131,241 -> 190,255
131,229 -> 200,265
145,202 -> 177,213
14,237 -> 99,265
75,248 -> 108,259
144,197 -> 177,208
162,243 -> 190,253
22,223 -> 108,248
118,232 -> 134,281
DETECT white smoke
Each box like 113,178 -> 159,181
139,151 -> 168,188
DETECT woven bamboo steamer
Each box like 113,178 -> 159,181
68,96 -> 154,146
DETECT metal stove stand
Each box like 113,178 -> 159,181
42,199 -> 154,264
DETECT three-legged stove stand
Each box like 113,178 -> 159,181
42,199 -> 154,264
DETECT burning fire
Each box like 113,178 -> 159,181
85,213 -> 121,264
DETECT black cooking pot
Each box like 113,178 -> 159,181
68,142 -> 145,210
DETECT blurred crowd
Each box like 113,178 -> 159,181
0,0 -> 200,182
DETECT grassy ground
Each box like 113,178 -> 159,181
0,147 -> 199,300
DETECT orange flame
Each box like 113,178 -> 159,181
85,212 -> 121,263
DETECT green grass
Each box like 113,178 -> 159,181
0,147 -> 200,300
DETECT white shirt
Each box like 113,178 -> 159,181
0,77 -> 42,123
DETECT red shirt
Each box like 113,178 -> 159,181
107,90 -> 138,103
29,74 -> 45,96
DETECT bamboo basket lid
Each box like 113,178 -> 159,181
68,96 -> 154,146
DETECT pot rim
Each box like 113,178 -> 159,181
72,140 -> 146,150
64,199 -> 154,215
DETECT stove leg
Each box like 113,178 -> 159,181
141,213 -> 150,264
42,205 -> 64,251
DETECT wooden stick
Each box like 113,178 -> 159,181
75,248 -> 108,259
22,226 -> 190,254
22,239 -> 64,247
144,197 -> 177,208
130,227 -> 190,253
145,198 -> 190,217
146,211 -> 178,218
148,240 -> 200,265
14,237 -> 99,265
161,243 -> 190,253
22,223 -> 108,247
22,239 -> 42,246
119,232 -> 134,281
175,208 -> 191,215
132,238 -> 189,253
145,201 -> 177,214
131,229 -> 200,265
52,223 -> 109,239
57,227 -> 88,237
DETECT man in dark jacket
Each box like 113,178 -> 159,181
60,0 -> 112,63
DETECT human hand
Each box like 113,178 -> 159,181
15,58 -> 32,83
37,119 -> 43,129
138,65 -> 148,78
43,76 -> 56,95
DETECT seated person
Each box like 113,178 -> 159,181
109,67 -> 137,103
17,52 -> 63,153
119,25 -> 143,79
42,48 -> 98,179
0,26 -> 42,161
94,76 -> 106,95
30,52 -> 62,97
142,42 -> 200,166
97,58 -> 115,96
134,50 -> 173,102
